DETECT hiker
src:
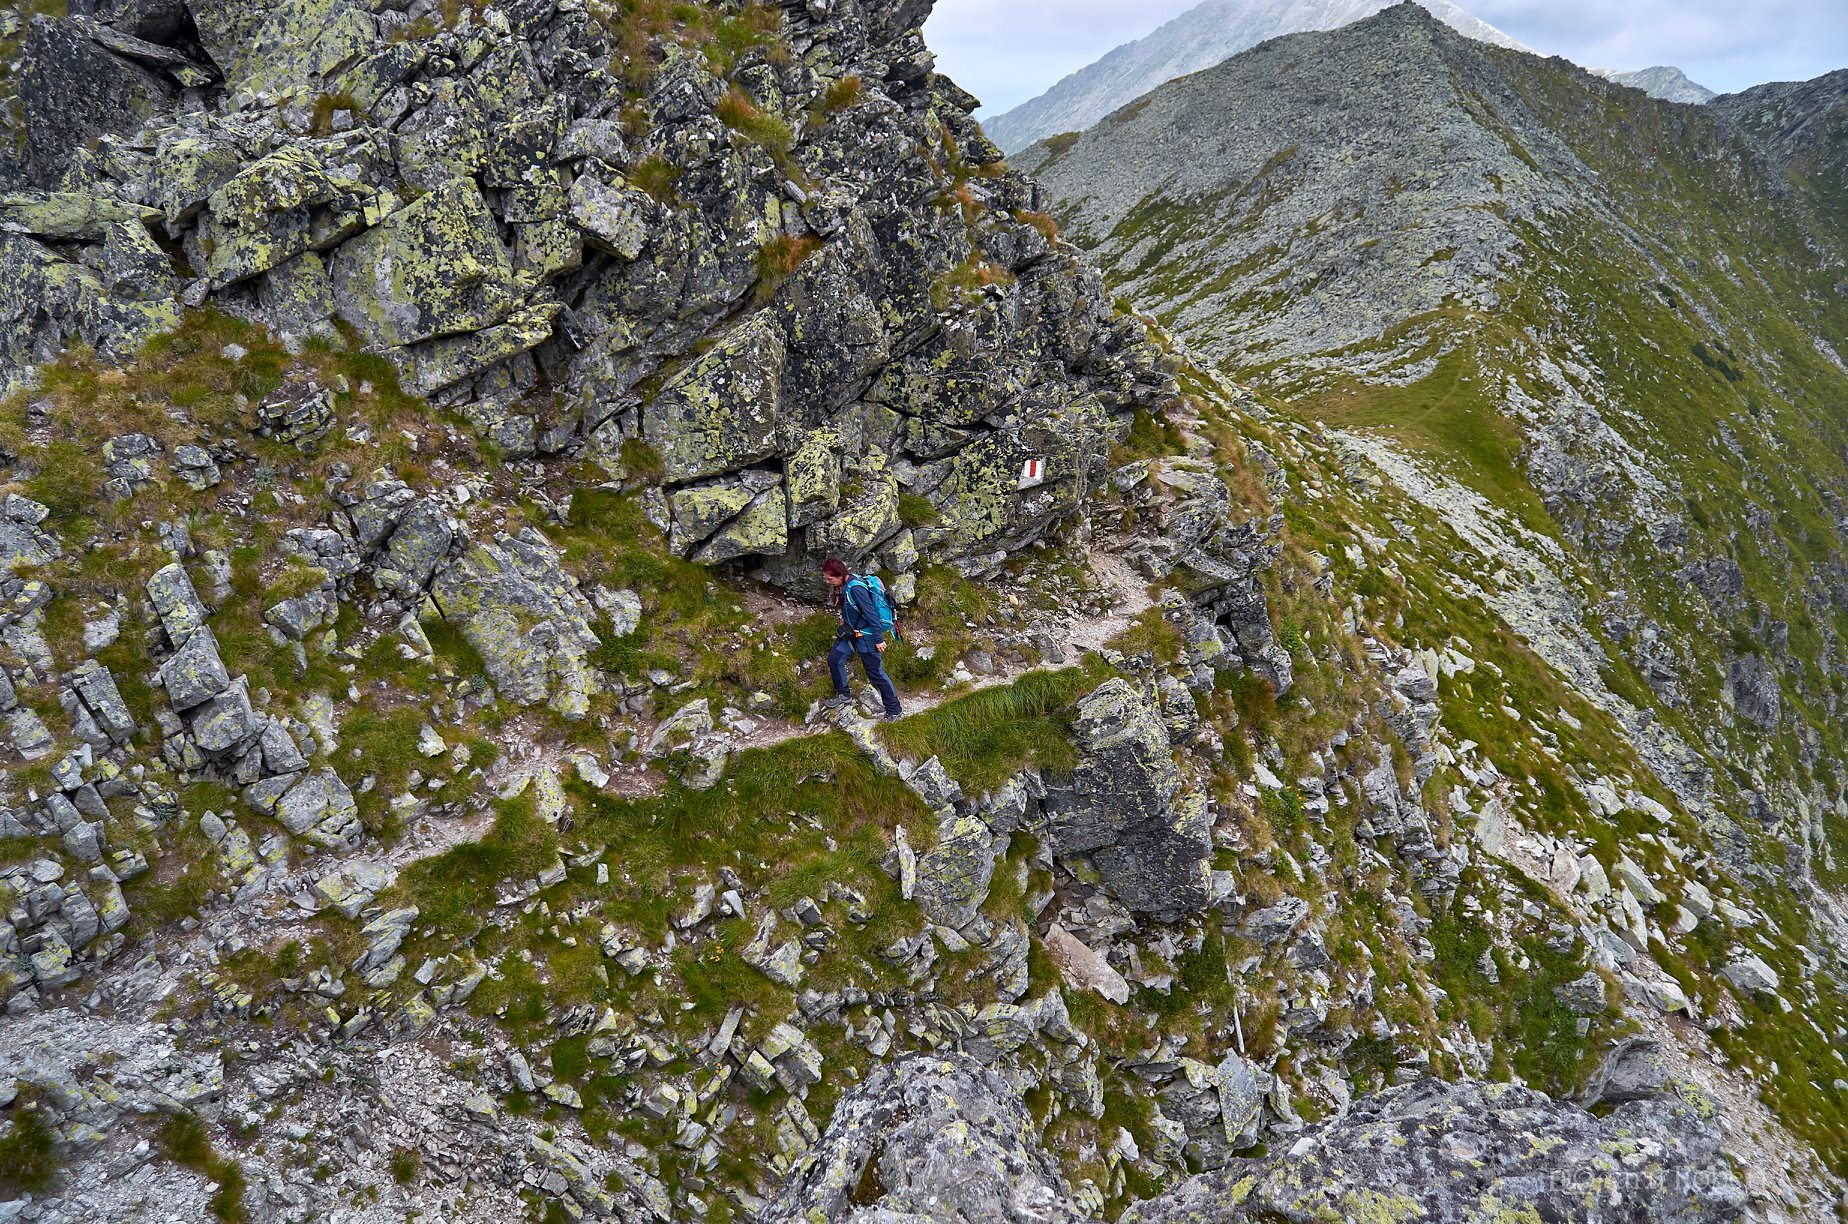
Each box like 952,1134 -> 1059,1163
819,557 -> 903,721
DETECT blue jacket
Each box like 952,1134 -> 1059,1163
838,577 -> 885,641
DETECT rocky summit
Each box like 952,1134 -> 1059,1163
980,0 -> 1528,155
0,1 -> 1842,1223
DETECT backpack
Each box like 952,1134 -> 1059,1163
846,574 -> 898,640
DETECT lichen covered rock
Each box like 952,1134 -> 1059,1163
427,528 -> 601,720
763,1052 -> 1079,1224
330,178 -> 514,349
1043,677 -> 1212,915
1123,1078 -> 1745,1224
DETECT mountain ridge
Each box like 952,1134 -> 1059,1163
982,0 -> 1526,153
1023,0 -> 1848,1188
1593,65 -> 1716,105
0,0 -> 1843,1220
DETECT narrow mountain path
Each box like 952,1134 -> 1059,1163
732,544 -> 1154,755
459,543 -> 1156,824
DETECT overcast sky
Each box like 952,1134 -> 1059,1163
924,0 -> 1848,115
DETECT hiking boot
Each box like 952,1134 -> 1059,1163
818,693 -> 853,714
882,710 -> 904,723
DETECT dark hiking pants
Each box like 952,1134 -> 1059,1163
829,636 -> 902,717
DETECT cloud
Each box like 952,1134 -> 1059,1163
924,0 -> 1848,113
923,0 -> 1203,113
1468,0 -> 1848,90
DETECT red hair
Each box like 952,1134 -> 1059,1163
821,557 -> 851,579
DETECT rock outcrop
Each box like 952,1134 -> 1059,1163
766,1055 -> 1747,1224
0,0 -> 1179,588
763,1053 -> 1077,1224
1044,677 -> 1212,916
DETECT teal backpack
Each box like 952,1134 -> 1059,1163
846,574 -> 898,640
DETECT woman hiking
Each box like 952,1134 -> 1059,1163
818,557 -> 904,721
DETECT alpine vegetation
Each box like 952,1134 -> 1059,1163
0,1 -> 1840,1222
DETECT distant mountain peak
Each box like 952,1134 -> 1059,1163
1592,65 -> 1717,105
982,0 -> 1528,154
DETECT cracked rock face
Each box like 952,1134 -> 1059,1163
0,0 -> 1180,586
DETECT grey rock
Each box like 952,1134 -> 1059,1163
170,444 -> 221,490
7,706 -> 55,760
158,626 -> 230,710
101,431 -> 160,498
762,1052 -> 1079,1224
67,660 -> 135,745
568,171 -> 655,260
0,495 -> 60,568
1726,654 -> 1781,729
1553,970 -> 1608,1016
145,562 -> 207,646
1718,952 -> 1779,995
268,769 -> 360,849
1241,895 -> 1309,946
427,529 -> 600,720
913,814 -> 999,929
329,179 -> 512,349
263,589 -> 337,640
1043,678 -> 1212,915
189,675 -> 258,753
1041,923 -> 1130,1004
18,16 -> 174,186
645,698 -> 712,757
354,906 -> 417,976
591,587 -> 642,638
1581,1037 -> 1673,1106
61,820 -> 104,865
1124,1078 -> 1745,1224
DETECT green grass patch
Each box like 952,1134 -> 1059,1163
158,1114 -> 246,1223
879,660 -> 1108,793
391,791 -> 557,941
716,88 -> 792,155
1107,606 -> 1183,664
896,493 -> 941,528
0,1104 -> 59,1196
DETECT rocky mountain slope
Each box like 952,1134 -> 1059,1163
1026,0 -> 1848,1200
981,0 -> 1527,154
0,1 -> 1843,1223
1595,65 -> 1717,104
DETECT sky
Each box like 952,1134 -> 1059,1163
923,0 -> 1848,116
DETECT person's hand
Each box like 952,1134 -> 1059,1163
876,641 -> 887,653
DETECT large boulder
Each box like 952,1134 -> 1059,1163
427,529 -> 601,720
188,0 -> 377,94
19,17 -> 173,186
1043,678 -> 1212,915
0,232 -> 181,399
1124,1078 -> 1746,1224
640,311 -> 786,485
330,178 -> 514,349
0,495 -> 60,569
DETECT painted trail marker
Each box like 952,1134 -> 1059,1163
1018,457 -> 1046,489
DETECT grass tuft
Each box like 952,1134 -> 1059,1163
158,1114 -> 247,1223
0,1105 -> 59,1196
